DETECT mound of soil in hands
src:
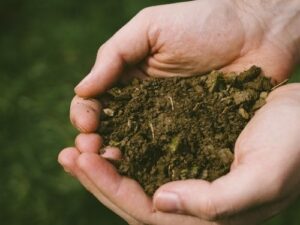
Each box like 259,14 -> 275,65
98,66 -> 273,195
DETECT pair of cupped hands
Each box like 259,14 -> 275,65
58,1 -> 300,225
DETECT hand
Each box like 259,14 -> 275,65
59,84 -> 300,225
58,0 -> 300,224
72,0 -> 299,98
150,84 -> 300,222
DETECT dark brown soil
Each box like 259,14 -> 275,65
98,66 -> 273,195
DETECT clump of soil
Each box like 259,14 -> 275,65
98,66 -> 273,195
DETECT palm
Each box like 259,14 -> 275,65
140,1 -> 293,82
136,0 -> 245,77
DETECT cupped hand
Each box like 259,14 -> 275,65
73,0 -> 297,98
58,0 -> 300,224
59,84 -> 300,225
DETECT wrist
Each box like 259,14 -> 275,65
233,0 -> 300,64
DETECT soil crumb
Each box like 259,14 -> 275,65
98,66 -> 273,195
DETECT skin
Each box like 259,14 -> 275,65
58,0 -> 300,224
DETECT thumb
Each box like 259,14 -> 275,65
153,165 -> 277,221
75,9 -> 151,97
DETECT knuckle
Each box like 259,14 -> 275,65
137,7 -> 152,17
97,44 -> 105,57
97,43 -> 111,59
200,197 -> 223,221
136,5 -> 158,20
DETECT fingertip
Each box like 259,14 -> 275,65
58,147 -> 79,167
74,75 -> 89,96
70,96 -> 101,133
75,133 -> 103,153
74,85 -> 84,97
74,79 -> 97,98
74,78 -> 86,96
101,146 -> 122,160
58,147 -> 80,174
74,71 -> 105,97
76,114 -> 99,133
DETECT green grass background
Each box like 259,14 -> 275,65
1,0 -> 299,224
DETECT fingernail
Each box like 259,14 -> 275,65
154,191 -> 182,213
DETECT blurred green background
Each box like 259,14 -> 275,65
1,0 -> 299,224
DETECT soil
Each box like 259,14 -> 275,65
98,66 -> 273,195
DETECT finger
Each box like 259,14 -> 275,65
77,152 -> 221,225
153,86 -> 300,221
76,152 -> 155,223
153,165 -> 277,221
101,146 -> 122,161
58,147 -> 79,176
75,133 -> 102,154
74,133 -> 122,160
70,95 -> 101,133
75,10 -> 151,97
58,148 -> 139,225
